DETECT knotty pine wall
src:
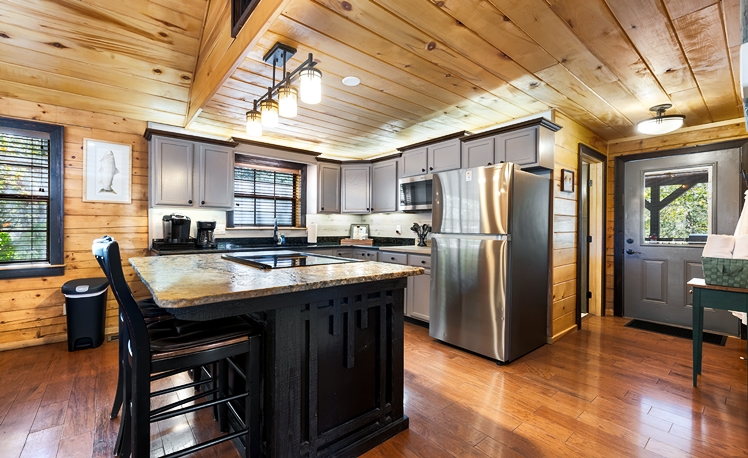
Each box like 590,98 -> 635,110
550,112 -> 607,341
0,98 -> 150,351
604,119 -> 748,316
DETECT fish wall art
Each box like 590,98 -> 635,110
98,150 -> 119,194
83,138 -> 131,204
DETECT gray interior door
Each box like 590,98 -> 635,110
623,149 -> 741,335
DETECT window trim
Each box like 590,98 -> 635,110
0,117 -> 64,279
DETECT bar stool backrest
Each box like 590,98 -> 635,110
92,236 -> 150,361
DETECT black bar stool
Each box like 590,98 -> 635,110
93,236 -> 262,458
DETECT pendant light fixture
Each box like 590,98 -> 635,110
244,42 -> 323,137
299,68 -> 322,104
245,102 -> 262,137
278,84 -> 298,118
637,104 -> 685,135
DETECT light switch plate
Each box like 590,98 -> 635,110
214,224 -> 226,235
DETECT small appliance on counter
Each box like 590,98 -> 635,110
153,214 -> 195,251
196,221 -> 217,249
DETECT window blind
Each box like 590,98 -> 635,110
234,166 -> 300,227
0,132 -> 51,264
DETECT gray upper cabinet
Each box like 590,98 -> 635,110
150,135 -> 234,209
151,136 -> 194,207
317,162 -> 341,213
399,133 -> 467,177
371,160 -> 398,213
401,146 -> 428,177
497,127 -> 538,166
341,164 -> 371,213
198,144 -> 234,208
462,137 -> 495,168
459,119 -> 561,171
427,138 -> 461,173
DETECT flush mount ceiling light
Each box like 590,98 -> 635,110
245,42 -> 323,137
341,76 -> 361,87
636,104 -> 685,135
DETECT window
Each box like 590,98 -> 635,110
643,165 -> 712,244
232,163 -> 303,227
0,117 -> 64,278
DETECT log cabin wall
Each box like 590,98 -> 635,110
550,112 -> 607,341
604,119 -> 748,315
0,97 -> 150,351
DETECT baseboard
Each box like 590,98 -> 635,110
547,325 -> 577,344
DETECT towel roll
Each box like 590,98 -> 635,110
702,234 -> 734,259
307,222 -> 317,244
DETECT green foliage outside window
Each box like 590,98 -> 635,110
644,183 -> 709,240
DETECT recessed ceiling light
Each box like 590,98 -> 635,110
342,76 -> 361,87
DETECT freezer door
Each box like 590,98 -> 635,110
432,163 -> 514,234
429,234 -> 509,361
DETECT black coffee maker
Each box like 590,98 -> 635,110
196,221 -> 217,249
162,214 -> 191,243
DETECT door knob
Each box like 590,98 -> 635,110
626,238 -> 634,244
625,248 -> 642,255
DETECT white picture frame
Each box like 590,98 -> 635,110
83,138 -> 132,204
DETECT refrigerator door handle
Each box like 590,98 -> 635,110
432,233 -> 511,241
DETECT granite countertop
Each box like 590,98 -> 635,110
130,253 -> 424,309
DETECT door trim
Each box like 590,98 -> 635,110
612,139 -> 748,316
577,145 -> 607,329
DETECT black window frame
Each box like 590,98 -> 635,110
227,154 -> 307,229
0,117 -> 64,279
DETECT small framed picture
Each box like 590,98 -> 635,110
561,169 -> 575,193
83,138 -> 132,204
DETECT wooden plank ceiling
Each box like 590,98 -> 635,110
0,0 -> 743,159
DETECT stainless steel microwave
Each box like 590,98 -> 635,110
399,174 -> 433,212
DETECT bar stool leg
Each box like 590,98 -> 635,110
111,315 -> 125,419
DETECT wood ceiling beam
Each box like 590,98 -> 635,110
186,0 -> 293,128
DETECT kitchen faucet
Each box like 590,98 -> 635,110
273,218 -> 281,245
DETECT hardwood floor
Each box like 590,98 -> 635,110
0,316 -> 745,457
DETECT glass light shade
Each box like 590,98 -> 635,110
260,99 -> 279,127
299,68 -> 322,104
246,110 -> 262,137
636,115 -> 685,135
278,86 -> 298,118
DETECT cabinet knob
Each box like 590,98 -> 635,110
188,200 -> 193,204
500,161 -> 504,163
236,203 -> 240,207
367,208 -> 370,211
487,162 -> 492,166
390,257 -> 395,261
421,260 -> 426,264
201,200 -> 205,205
429,167 -> 433,171
321,207 -> 324,211
421,168 -> 426,172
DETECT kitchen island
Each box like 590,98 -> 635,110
129,253 -> 424,458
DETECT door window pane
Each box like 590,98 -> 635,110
642,165 -> 712,244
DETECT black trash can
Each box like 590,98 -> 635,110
62,278 -> 109,352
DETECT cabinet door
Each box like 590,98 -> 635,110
497,127 -> 538,166
401,147 -> 428,177
198,144 -> 234,208
428,139 -> 461,173
462,137 -> 495,168
371,160 -> 398,212
341,165 -> 371,213
352,248 -> 371,260
333,248 -> 353,258
407,269 -> 431,322
152,137 -> 194,206
317,163 -> 341,213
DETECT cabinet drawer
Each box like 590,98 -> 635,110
408,254 -> 431,268
333,248 -> 353,258
378,252 -> 408,265
352,249 -> 377,260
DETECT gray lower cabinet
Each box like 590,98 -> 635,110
304,248 -> 335,256
332,248 -> 353,258
377,251 -> 407,265
407,254 -> 431,322
150,136 -> 234,209
352,248 -> 377,260
341,164 -> 371,213
317,163 -> 341,213
371,160 -> 398,213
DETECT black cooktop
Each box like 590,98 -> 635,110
222,251 -> 359,270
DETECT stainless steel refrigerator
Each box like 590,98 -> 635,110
430,163 -> 550,362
